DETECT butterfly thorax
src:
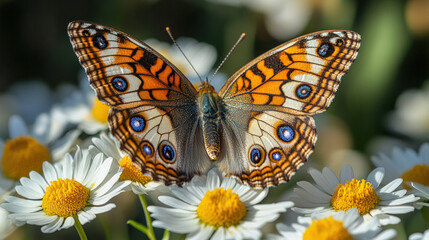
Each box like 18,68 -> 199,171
197,81 -> 223,161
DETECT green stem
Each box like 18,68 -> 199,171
162,229 -> 170,240
422,206 -> 429,228
99,214 -> 112,240
139,194 -> 156,240
73,215 -> 88,240
128,220 -> 149,235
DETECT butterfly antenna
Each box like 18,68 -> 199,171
209,33 -> 246,83
166,27 -> 203,83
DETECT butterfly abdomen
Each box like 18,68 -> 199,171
197,82 -> 223,161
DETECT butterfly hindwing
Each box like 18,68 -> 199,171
220,30 -> 361,115
108,105 -> 209,185
218,110 -> 316,188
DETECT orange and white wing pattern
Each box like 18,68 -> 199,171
220,30 -> 361,115
219,30 -> 360,188
68,21 -> 197,109
68,21 -> 205,185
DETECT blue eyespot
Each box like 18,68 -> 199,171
162,145 -> 175,162
277,125 -> 295,142
111,77 -> 128,92
143,145 -> 152,155
142,142 -> 153,157
317,42 -> 334,57
130,116 -> 145,132
272,151 -> 282,161
92,35 -> 108,49
250,148 -> 262,165
296,84 -> 312,99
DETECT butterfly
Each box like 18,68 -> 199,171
68,21 -> 360,188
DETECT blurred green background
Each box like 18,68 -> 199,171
0,0 -> 428,239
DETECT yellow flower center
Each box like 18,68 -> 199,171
196,188 -> 246,228
303,216 -> 353,240
1,136 -> 50,180
91,98 -> 110,123
401,164 -> 429,190
42,178 -> 89,217
118,156 -> 152,185
331,179 -> 379,215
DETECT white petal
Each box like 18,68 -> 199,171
367,167 -> 385,189
211,227 -> 226,240
339,165 -> 354,184
379,194 -> 419,206
91,171 -> 122,198
42,161 -> 58,183
378,179 -> 402,193
374,214 -> 400,225
50,130 -> 81,161
77,210 -> 96,225
148,207 -> 197,220
81,153 -> 103,186
296,181 -> 332,201
151,219 -> 200,233
2,196 -> 41,208
19,177 -> 44,195
246,188 -> 268,205
158,196 -> 197,211
170,186 -> 201,205
29,171 -> 49,190
91,182 -> 129,205
322,167 -> 340,187
377,205 -> 415,214
15,185 -> 44,199
25,212 -> 57,225
308,168 -> 335,194
186,225 -> 214,240
89,156 -> 112,189
9,115 -> 29,138
1,202 -> 41,213
41,217 -> 64,233
207,169 -> 221,190
60,216 -> 75,230
85,204 -> 116,214
31,113 -> 50,144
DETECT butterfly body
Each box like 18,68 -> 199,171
68,21 -> 360,188
197,81 -> 223,161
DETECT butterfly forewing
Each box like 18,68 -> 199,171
68,21 -> 197,109
220,30 -> 361,115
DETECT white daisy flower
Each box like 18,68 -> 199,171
0,147 -> 130,233
409,229 -> 429,240
53,74 -> 110,135
90,132 -> 167,195
147,168 -> 293,240
371,143 -> 429,190
0,114 -> 79,193
388,81 -> 429,140
291,165 -> 419,225
269,208 -> 396,240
